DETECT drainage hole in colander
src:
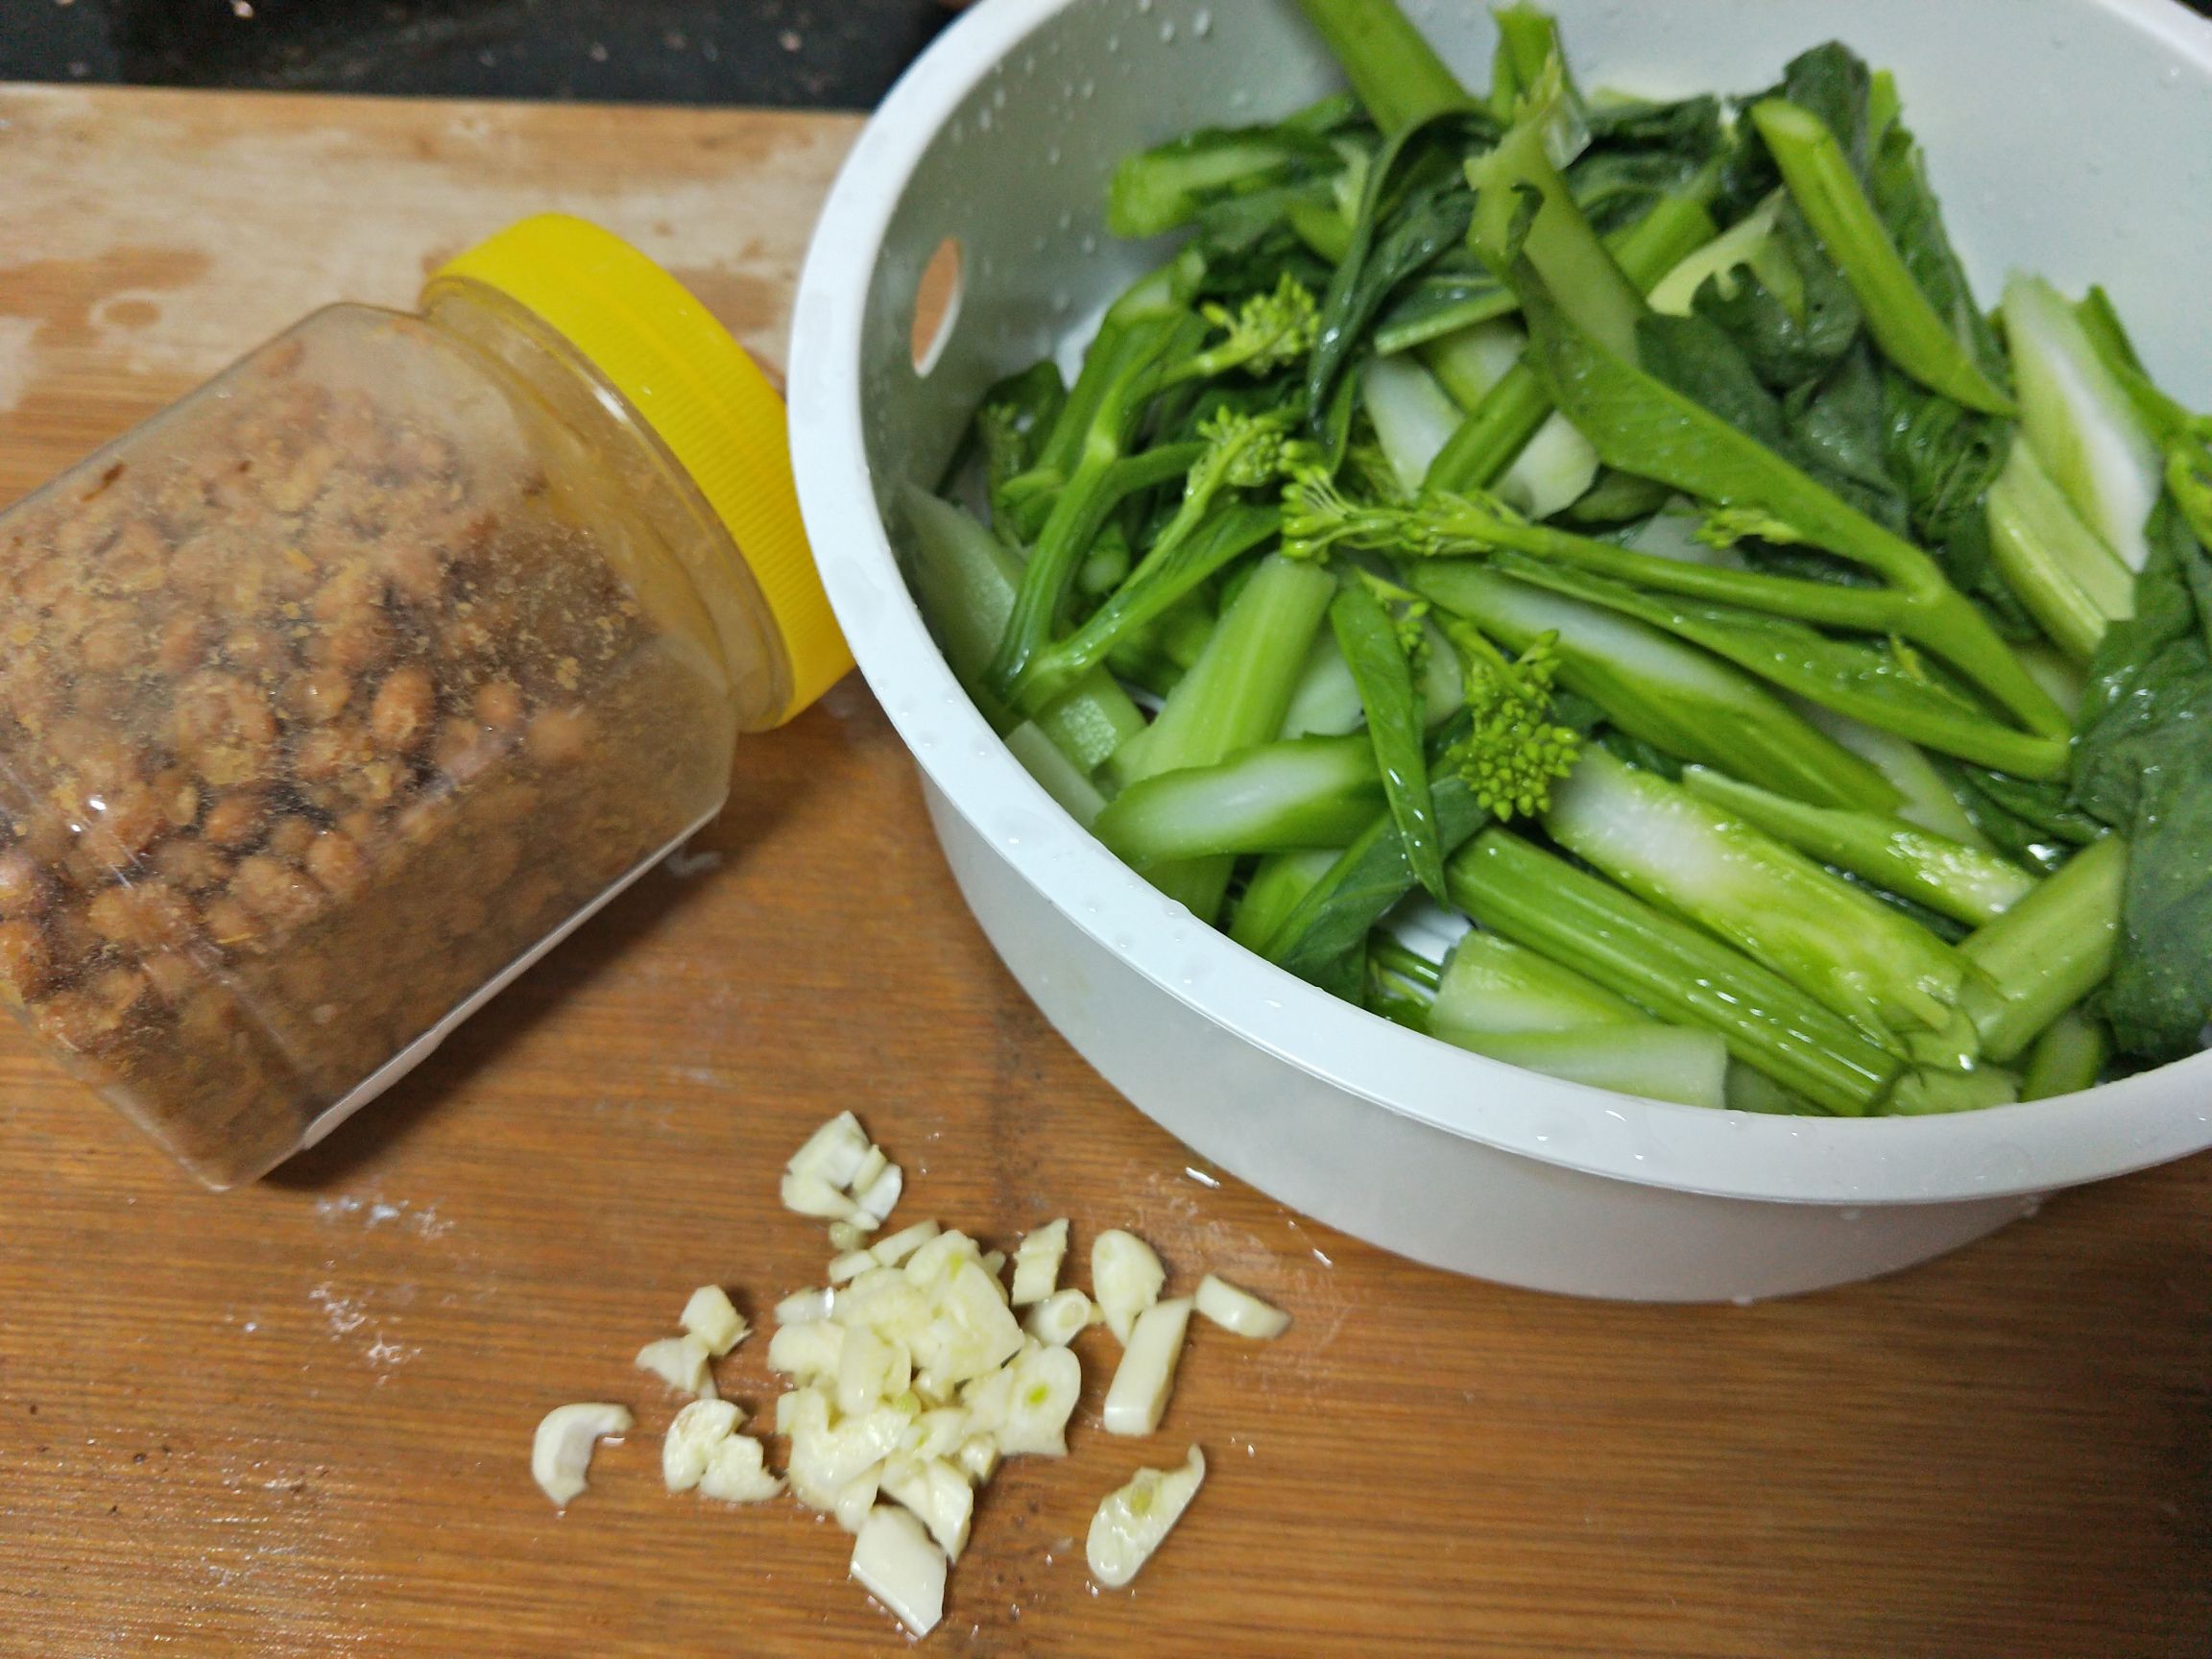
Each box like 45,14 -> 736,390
910,236 -> 964,377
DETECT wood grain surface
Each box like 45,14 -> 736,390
1,84 -> 2208,1659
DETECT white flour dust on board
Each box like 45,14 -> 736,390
312,1191 -> 451,1239
307,1283 -> 421,1374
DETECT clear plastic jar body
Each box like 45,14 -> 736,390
0,291 -> 784,1185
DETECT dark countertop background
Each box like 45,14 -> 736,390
6,0 -> 2208,108
3,0 -> 957,108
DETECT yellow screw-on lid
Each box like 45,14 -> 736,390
429,213 -> 850,726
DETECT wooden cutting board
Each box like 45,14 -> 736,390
0,84 -> 2206,1659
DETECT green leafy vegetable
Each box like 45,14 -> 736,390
917,0 -> 2209,1118
2072,501 -> 2212,1062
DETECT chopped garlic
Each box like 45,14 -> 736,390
636,1334 -> 717,1399
698,1432 -> 783,1503
681,1286 -> 749,1358
850,1143 -> 891,1196
901,1407 -> 971,1463
766,1320 -> 845,1385
663,1397 -> 744,1493
997,1341 -> 1081,1457
790,1404 -> 908,1508
1193,1273 -> 1291,1340
1101,1297 -> 1191,1436
904,1259 -> 1022,1391
784,1112 -> 904,1238
851,1504 -> 947,1638
1009,1218 -> 1070,1306
781,1168 -> 864,1224
828,1249 -> 878,1285
1092,1230 -> 1166,1344
870,1219 -> 941,1267
836,1326 -> 912,1418
957,1361 -> 1016,1438
902,1227 -> 976,1286
774,1286 -> 833,1327
1087,1447 -> 1206,1588
531,1402 -> 633,1508
1022,1287 -> 1094,1347
954,1433 -> 1000,1484
882,1455 -> 974,1560
777,1383 -> 831,1439
854,1163 -> 903,1227
788,1110 -> 873,1188
834,1465 -> 883,1533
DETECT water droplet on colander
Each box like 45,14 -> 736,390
1046,144 -> 1061,166
1192,8 -> 1213,36
1135,0 -> 1153,12
993,85 -> 1007,108
1080,79 -> 1095,99
1159,20 -> 1177,43
1057,207 -> 1073,229
1080,233 -> 1098,253
1104,33 -> 1118,53
976,106 -> 993,132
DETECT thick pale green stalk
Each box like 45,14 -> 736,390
1111,555 -> 1338,918
2002,274 -> 2163,572
1986,442 -> 2138,664
1004,724 -> 1108,830
1544,748 -> 1973,1047
1750,99 -> 2014,415
2019,1007 -> 2109,1101
899,487 -> 1145,773
1445,829 -> 1902,1115
1230,849 -> 1341,952
1959,835 -> 2128,1063
1439,1025 -> 1731,1110
1293,0 -> 1470,138
1797,705 -> 1992,850
1679,767 -> 2035,928
1093,736 -> 1382,865
1431,931 -> 1646,1037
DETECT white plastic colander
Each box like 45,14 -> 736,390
788,0 -> 2212,1299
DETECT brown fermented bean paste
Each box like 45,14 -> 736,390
0,314 -> 730,1184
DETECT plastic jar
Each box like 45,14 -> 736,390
0,214 -> 849,1188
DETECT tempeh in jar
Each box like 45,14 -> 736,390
0,215 -> 848,1186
